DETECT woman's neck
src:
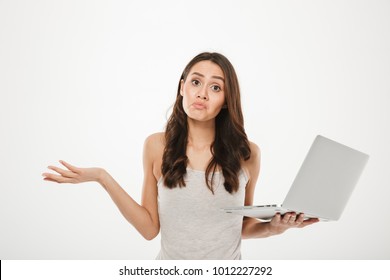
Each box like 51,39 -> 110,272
187,118 -> 215,149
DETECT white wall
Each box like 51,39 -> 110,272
1,0 -> 389,259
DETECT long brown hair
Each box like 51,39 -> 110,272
161,52 -> 251,194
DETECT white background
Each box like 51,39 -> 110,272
1,0 -> 389,260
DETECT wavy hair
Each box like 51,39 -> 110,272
161,52 -> 251,194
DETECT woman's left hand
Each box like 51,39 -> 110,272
269,212 -> 319,235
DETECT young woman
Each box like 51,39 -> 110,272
42,52 -> 318,259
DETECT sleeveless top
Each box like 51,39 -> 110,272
156,168 -> 249,260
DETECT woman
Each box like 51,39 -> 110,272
42,52 -> 318,259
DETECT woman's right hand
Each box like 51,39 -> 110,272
42,160 -> 105,184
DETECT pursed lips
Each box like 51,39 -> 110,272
192,102 -> 207,109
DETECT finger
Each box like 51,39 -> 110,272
59,160 -> 80,173
296,213 -> 305,223
42,173 -> 75,184
273,213 -> 282,223
300,218 -> 320,228
47,165 -> 77,178
288,213 -> 297,224
43,177 -> 59,183
304,218 -> 320,223
281,213 -> 291,224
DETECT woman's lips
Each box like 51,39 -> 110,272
192,102 -> 206,109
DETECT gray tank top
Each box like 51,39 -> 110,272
156,168 -> 248,259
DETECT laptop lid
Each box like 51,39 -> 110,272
222,135 -> 369,221
282,135 -> 369,220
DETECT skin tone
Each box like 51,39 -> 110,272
42,60 -> 318,242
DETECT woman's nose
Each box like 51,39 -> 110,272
197,87 -> 208,100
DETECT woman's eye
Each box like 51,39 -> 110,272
211,85 -> 221,92
191,80 -> 201,86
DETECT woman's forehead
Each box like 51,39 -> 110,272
189,60 -> 225,80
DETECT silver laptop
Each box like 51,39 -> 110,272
223,135 -> 369,221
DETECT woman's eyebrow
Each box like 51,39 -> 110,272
191,72 -> 225,82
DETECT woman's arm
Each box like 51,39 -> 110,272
42,134 -> 162,240
241,142 -> 319,239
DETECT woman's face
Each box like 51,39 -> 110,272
180,60 -> 226,123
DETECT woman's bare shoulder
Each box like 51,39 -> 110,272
242,140 -> 261,179
249,141 -> 261,160
145,132 -> 165,145
143,132 -> 165,157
